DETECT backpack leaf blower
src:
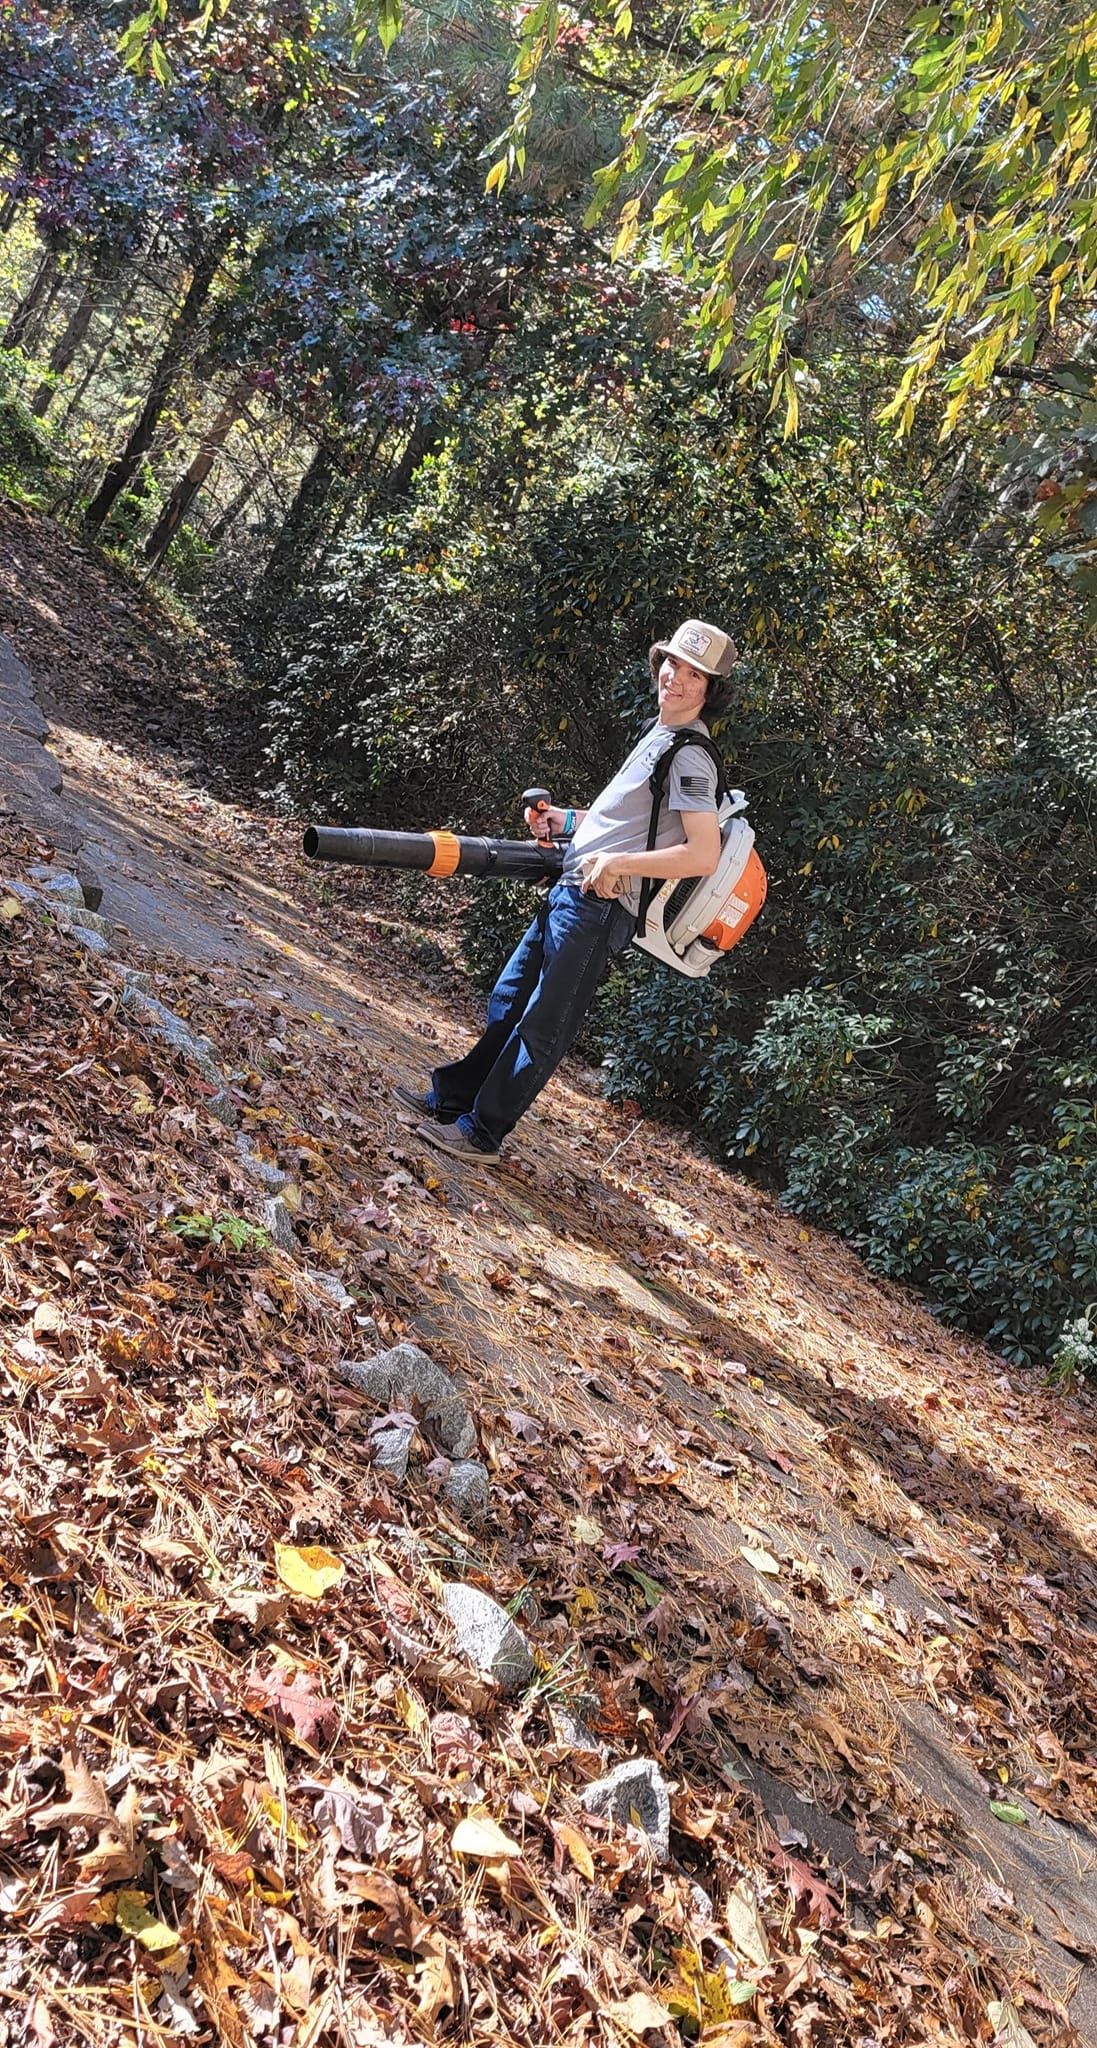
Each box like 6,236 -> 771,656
302,734 -> 766,981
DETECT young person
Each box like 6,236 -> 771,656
397,619 -> 738,1164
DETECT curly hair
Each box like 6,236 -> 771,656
648,643 -> 737,721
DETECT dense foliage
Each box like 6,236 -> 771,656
1,1 -> 1095,1368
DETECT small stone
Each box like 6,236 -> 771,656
332,1345 -> 477,1455
114,966 -> 151,995
56,907 -> 112,938
68,925 -> 112,956
443,1583 -> 534,1692
429,1394 -> 478,1459
579,1759 -> 672,1860
260,1197 -> 296,1252
235,1131 -> 288,1193
125,990 -> 224,1087
372,1424 -> 416,1482
207,1090 -> 238,1129
443,1460 -> 490,1522
0,879 -> 34,901
38,870 -> 84,907
76,859 -> 104,912
304,1269 -> 354,1311
550,1696 -> 605,1754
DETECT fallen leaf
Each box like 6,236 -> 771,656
986,1996 -> 1039,2048
451,1814 -> 522,1861
246,1665 -> 341,1747
739,1544 -> 781,1577
725,1878 -> 771,1969
274,1542 -> 344,1599
343,1868 -> 430,1950
571,1514 -> 605,1546
774,1850 -> 842,1929
989,1800 -> 1029,1827
553,1821 -> 595,1879
32,1754 -> 113,1833
0,893 -> 23,922
112,1889 -> 181,1953
303,1778 -> 391,1856
602,1990 -> 674,2034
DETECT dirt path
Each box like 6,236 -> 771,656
5,511 -> 1097,2044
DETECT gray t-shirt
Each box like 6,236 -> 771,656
561,720 -> 720,917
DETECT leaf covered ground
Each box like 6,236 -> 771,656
2,506 -> 1097,2048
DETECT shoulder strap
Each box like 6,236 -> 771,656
637,729 -> 726,938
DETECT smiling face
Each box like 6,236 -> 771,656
657,651 -> 711,725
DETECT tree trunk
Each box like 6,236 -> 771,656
143,374 -> 252,567
377,408 -> 442,504
3,244 -> 61,351
206,462 -> 261,546
30,275 -> 101,416
0,190 -> 21,236
249,439 -> 338,626
83,235 -> 227,534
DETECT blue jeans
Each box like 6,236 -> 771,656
429,883 -> 635,1150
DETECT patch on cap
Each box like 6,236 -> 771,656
678,626 -> 713,660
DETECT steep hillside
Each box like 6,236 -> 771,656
2,503 -> 1097,2048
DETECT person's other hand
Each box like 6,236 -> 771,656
581,854 -> 624,899
524,803 -> 566,842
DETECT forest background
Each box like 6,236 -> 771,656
1,0 -> 1095,1372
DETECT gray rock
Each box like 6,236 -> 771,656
235,1131 -> 288,1193
57,907 -> 112,938
333,1345 -> 477,1455
0,682 -> 49,742
207,1090 -> 238,1129
260,1197 -> 296,1252
372,1423 -> 416,1481
76,859 -> 104,912
550,1696 -> 605,1755
114,966 -> 151,996
303,1268 -> 354,1311
124,989 -> 224,1087
38,870 -> 84,907
443,1460 -> 490,1522
443,1583 -> 534,1692
1,766 -> 82,850
68,924 -> 112,956
1,731 -> 62,795
0,879 -> 35,901
579,1759 -> 672,1860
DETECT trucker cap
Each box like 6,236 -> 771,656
653,618 -> 738,677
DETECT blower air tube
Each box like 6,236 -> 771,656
302,824 -> 564,884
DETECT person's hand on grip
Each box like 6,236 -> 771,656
524,802 -> 567,843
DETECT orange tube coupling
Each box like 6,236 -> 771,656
426,830 -> 461,879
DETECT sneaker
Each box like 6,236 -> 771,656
394,1082 -> 436,1116
416,1119 -> 501,1167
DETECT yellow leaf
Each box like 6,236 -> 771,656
259,1788 -> 309,1849
554,1821 -> 595,1879
452,1814 -> 522,1860
274,1543 -> 344,1600
568,1585 -> 599,1623
124,1075 -> 155,1116
0,893 -> 23,922
395,1682 -> 428,1736
112,1889 -> 180,1953
570,1514 -> 604,1546
280,1181 -> 302,1213
740,1544 -> 781,1577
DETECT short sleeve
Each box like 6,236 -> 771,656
667,743 -> 719,814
